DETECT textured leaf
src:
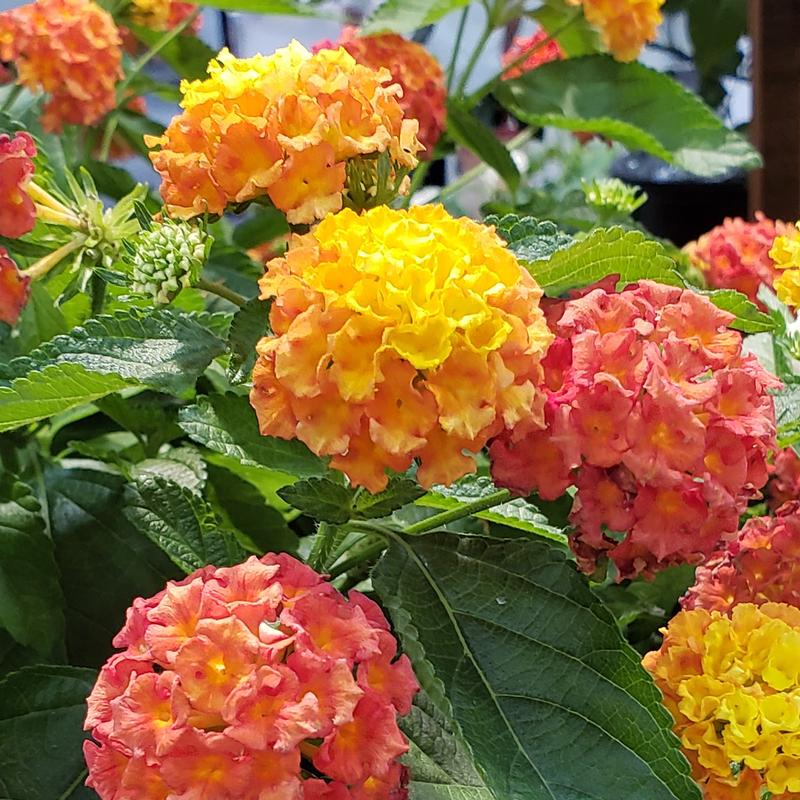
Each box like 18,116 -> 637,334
129,23 -> 216,80
227,297 -> 271,385
0,665 -> 96,800
0,481 -> 65,657
232,205 -> 290,250
6,309 -> 226,396
278,477 -> 354,524
179,394 -> 327,479
132,446 -> 208,493
373,534 -> 701,800
495,56 -> 761,177
447,103 -> 519,192
354,477 -> 425,519
363,0 -> 470,34
532,2 -> 601,57
126,475 -> 247,574
697,288 -> 775,334
485,214 -> 574,263
0,363 -> 133,433
16,282 -> 68,352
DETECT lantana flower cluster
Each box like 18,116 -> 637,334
0,0 -> 122,132
565,0 -> 665,62
490,280 -> 779,579
644,603 -> 800,799
685,214 -> 795,308
501,29 -> 564,79
684,502 -> 800,613
128,0 -> 200,32
250,204 -> 553,493
84,554 -> 417,800
770,226 -> 800,309
767,448 -> 800,511
147,42 -> 422,224
318,29 -> 446,156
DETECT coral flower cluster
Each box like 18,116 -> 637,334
250,204 -> 553,492
770,227 -> 800,309
566,0 -> 665,62
319,29 -> 446,156
147,42 -> 422,224
0,0 -> 122,132
501,29 -> 564,79
683,502 -> 800,613
128,0 -> 200,32
685,214 -> 796,308
490,280 -> 779,579
767,448 -> 800,511
84,554 -> 418,800
644,603 -> 800,799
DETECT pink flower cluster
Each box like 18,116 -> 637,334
490,280 -> 779,579
84,554 -> 418,800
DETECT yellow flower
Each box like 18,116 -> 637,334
250,205 -> 553,492
771,227 -> 800,308
644,603 -> 800,799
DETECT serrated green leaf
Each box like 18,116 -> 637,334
0,363 -> 133,433
132,446 -> 208,493
374,534 -> 702,800
278,477 -> 355,524
495,56 -> 761,177
447,103 -> 519,193
696,288 -> 775,333
354,477 -> 425,519
0,481 -> 65,657
485,213 -> 574,263
232,205 -> 290,250
532,2 -> 601,57
16,282 -> 68,352
0,665 -> 96,800
129,23 -> 217,80
227,297 -> 271,385
125,475 -> 247,574
179,394 -> 327,479
363,0 -> 470,33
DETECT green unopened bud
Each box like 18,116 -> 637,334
127,221 -> 208,304
583,178 -> 647,216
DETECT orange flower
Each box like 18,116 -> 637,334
147,42 -> 422,223
0,0 -> 122,132
502,29 -> 564,79
84,555 -> 417,800
249,205 -> 553,492
767,447 -> 800,511
0,247 -> 31,326
0,132 -> 37,238
490,280 -> 779,579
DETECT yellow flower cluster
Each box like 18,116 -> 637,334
644,603 -> 800,799
771,228 -> 800,309
147,42 -> 421,223
250,205 -> 553,492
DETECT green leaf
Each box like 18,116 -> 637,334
363,0 -> 470,33
0,665 -> 96,800
532,2 -> 602,57
495,56 -> 761,177
47,466 -> 180,667
179,394 -> 327,478
16,282 -> 68,352
697,288 -> 775,334
0,481 -> 65,657
227,297 -> 271,385
132,445 -> 208,493
278,477 -> 355,524
485,214 -> 574,263
7,309 -> 226,396
0,363 -> 133,434
129,23 -> 216,80
232,205 -> 290,250
446,103 -> 519,192
374,534 -> 702,800
125,475 -> 247,574
354,477 -> 426,519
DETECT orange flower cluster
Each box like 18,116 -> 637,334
147,42 -> 422,224
683,502 -> 800,613
0,0 -> 122,132
0,247 -> 30,326
502,29 -> 564,79
644,603 -> 800,799
84,554 -> 417,800
566,0 -> 664,61
318,29 -> 446,156
685,214 -> 796,308
490,280 -> 779,579
0,131 -> 37,239
250,205 -> 553,493
767,448 -> 800,511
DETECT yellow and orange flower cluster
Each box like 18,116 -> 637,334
683,502 -> 800,613
644,603 -> 800,799
770,226 -> 800,309
147,42 -> 422,224
566,0 -> 665,62
502,29 -> 564,79
84,554 -> 417,800
685,214 -> 796,309
318,29 -> 446,156
490,280 -> 779,579
129,0 -> 200,32
250,205 -> 553,492
0,0 -> 122,132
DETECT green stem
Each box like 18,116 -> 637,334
455,21 -> 493,97
327,538 -> 388,579
0,84 -> 22,113
402,160 -> 432,208
58,769 -> 88,800
403,489 -> 512,535
196,277 -> 249,308
446,7 -> 470,92
91,273 -> 107,317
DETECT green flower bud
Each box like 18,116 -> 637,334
583,178 -> 647,216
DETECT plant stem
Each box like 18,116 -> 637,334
21,235 -> 87,280
327,538 -> 388,579
196,277 -> 249,308
446,7 -> 470,93
455,21 -> 492,96
0,84 -> 22,113
403,489 -> 512,535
